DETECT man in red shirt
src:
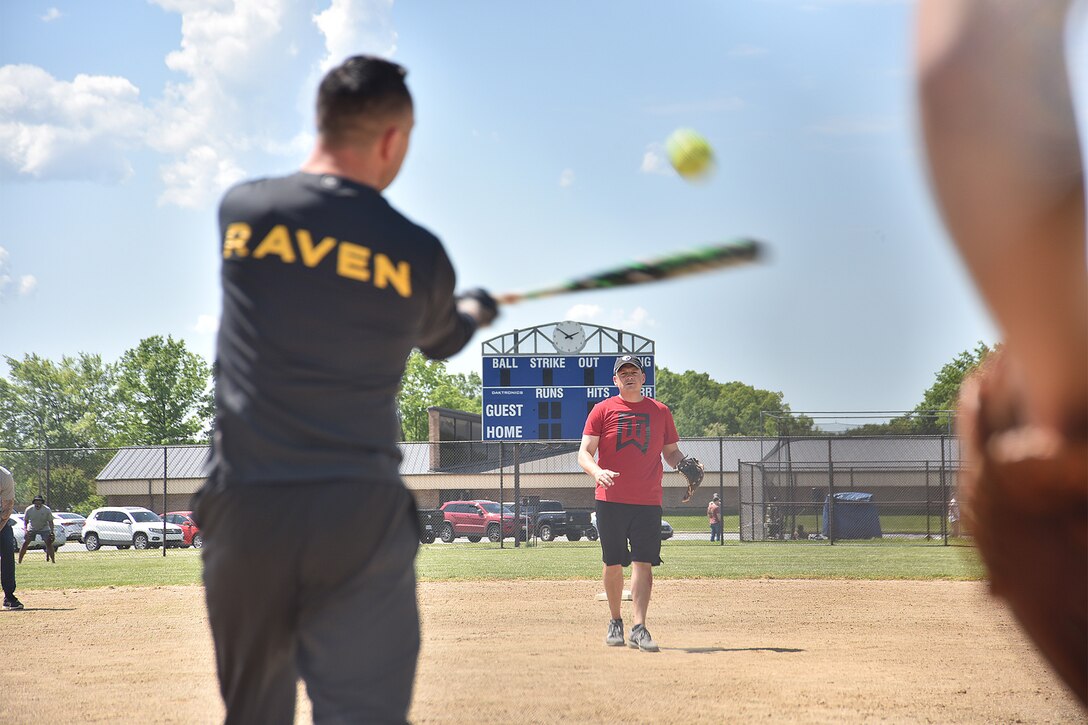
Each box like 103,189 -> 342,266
707,493 -> 722,542
578,354 -> 695,652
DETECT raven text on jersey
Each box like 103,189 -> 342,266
222,222 -> 412,298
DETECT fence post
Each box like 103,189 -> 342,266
940,436 -> 948,546
513,442 -> 521,549
827,439 -> 835,545
718,437 -> 724,546
925,460 -> 931,540
162,446 -> 168,558
737,458 -> 744,542
499,441 -> 506,549
44,447 -> 51,503
785,436 -> 795,541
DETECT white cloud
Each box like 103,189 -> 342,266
558,168 -> 575,188
640,143 -> 673,176
1,1 -> 401,207
314,0 -> 398,71
564,303 -> 656,331
41,8 -> 62,22
0,247 -> 36,299
158,145 -> 246,208
621,306 -> 654,329
565,303 -> 603,321
193,313 -> 219,335
0,65 -> 150,182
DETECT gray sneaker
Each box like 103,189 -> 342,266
628,623 -> 659,652
605,618 -> 625,646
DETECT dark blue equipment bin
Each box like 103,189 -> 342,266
822,492 -> 882,539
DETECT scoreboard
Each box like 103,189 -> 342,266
482,353 -> 655,440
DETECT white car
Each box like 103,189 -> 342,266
8,513 -> 66,551
81,507 -> 185,551
54,511 -> 87,541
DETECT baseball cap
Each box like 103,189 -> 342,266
613,355 -> 644,374
712,493 -> 720,500
32,495 -> 44,503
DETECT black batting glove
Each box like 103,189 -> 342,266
457,287 -> 499,328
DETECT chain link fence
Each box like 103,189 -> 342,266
0,435 -> 966,557
740,436 -> 965,544
0,445 -> 208,556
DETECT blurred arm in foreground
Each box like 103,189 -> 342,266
916,0 -> 1087,708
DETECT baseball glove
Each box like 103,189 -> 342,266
677,456 -> 704,503
958,353 -> 1087,707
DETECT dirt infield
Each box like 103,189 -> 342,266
1,580 -> 1081,723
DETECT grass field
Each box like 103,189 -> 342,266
14,541 -> 985,590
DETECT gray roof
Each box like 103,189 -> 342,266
759,436 -> 961,467
97,435 -> 962,482
96,446 -> 211,481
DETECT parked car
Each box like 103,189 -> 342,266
8,513 -> 66,551
53,511 -> 87,541
660,519 -> 674,540
81,507 -> 185,551
417,508 -> 445,544
438,500 -> 523,543
590,511 -> 674,541
503,499 -> 596,542
163,511 -> 203,549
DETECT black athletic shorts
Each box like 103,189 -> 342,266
595,500 -> 662,567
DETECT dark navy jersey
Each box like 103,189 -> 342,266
209,172 -> 476,485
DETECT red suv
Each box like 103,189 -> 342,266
163,511 -> 203,549
438,500 -> 522,543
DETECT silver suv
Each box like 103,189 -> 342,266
81,507 -> 184,551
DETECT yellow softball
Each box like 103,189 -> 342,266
665,128 -> 715,180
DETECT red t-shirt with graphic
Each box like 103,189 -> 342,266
584,395 -> 679,506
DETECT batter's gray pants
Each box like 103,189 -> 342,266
195,479 -> 420,725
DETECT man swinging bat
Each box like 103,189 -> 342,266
196,55 -> 497,725
578,354 -> 703,652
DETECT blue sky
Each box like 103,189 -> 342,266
1,1 -> 1084,427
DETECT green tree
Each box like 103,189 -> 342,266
0,353 -> 119,450
397,351 -> 482,441
656,367 -> 813,436
0,353 -> 119,508
34,463 -> 105,514
838,342 -> 996,436
910,341 -> 995,433
116,336 -> 214,444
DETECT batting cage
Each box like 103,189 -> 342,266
738,435 -> 963,543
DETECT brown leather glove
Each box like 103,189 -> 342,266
958,352 -> 1087,707
677,456 -> 704,504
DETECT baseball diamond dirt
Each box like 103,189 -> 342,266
0,580 -> 1081,723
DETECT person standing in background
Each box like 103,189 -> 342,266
707,493 -> 722,542
1,467 -> 23,610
